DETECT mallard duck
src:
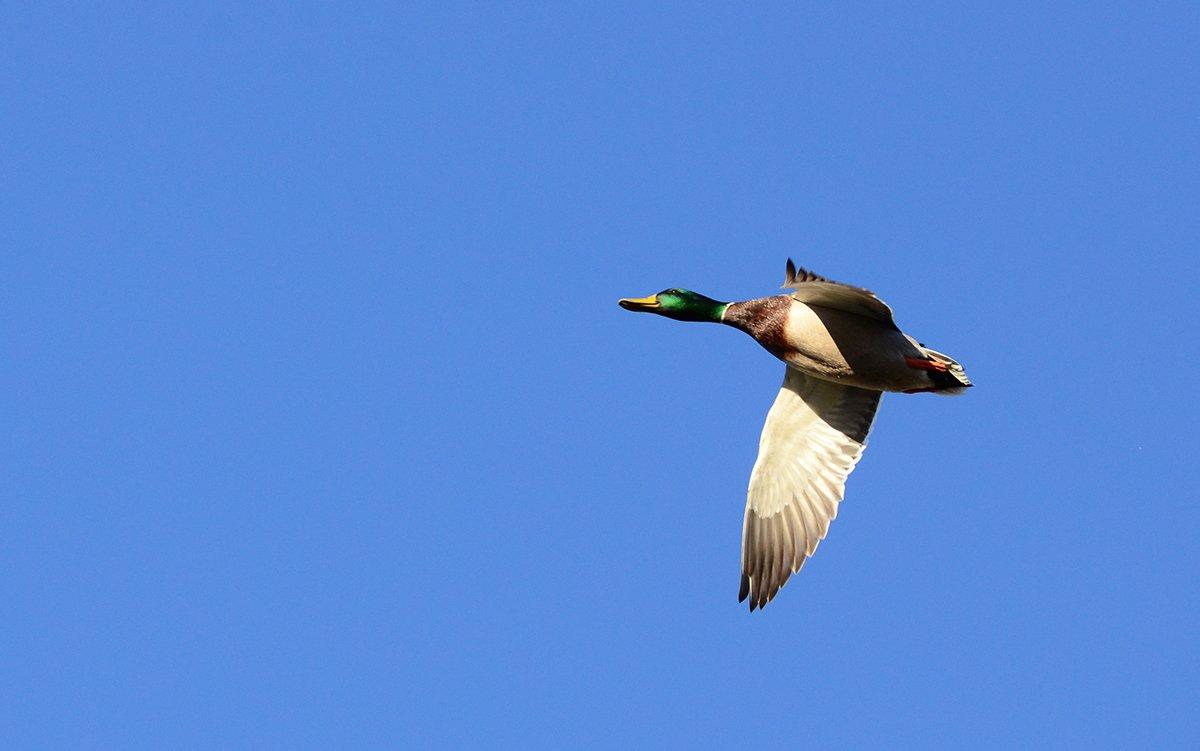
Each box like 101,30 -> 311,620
619,259 -> 971,611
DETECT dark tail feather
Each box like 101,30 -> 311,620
923,347 -> 972,395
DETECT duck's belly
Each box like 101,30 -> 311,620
773,302 -> 929,392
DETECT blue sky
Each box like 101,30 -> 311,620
4,3 -> 1197,748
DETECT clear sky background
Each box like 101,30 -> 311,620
4,3 -> 1198,748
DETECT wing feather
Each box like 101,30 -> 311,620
739,367 -> 882,610
783,258 -> 899,329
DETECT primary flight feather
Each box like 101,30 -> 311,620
619,259 -> 971,611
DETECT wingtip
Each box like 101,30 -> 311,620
783,258 -> 797,287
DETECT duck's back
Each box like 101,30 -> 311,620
725,297 -> 930,392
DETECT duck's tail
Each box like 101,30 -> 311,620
921,346 -> 972,395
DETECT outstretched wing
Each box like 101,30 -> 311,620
739,367 -> 882,610
783,258 -> 899,330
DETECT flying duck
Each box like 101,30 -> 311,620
619,259 -> 971,610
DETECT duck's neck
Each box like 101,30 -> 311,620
670,295 -> 729,323
703,300 -> 730,323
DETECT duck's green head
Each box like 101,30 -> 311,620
618,288 -> 727,323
